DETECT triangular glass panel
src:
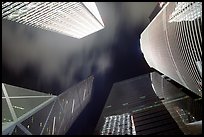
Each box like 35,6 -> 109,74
10,97 -> 54,118
2,121 -> 15,135
2,98 -> 13,123
4,83 -> 52,97
21,101 -> 55,135
12,125 -> 27,135
42,100 -> 64,135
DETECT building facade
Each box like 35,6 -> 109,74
151,71 -> 202,135
95,73 -> 183,135
2,76 -> 94,135
140,2 -> 202,97
2,2 -> 104,39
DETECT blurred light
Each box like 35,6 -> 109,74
13,105 -> 24,110
159,2 -> 165,8
2,2 -> 105,39
71,99 -> 75,113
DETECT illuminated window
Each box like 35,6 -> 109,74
139,96 -> 146,99
71,99 -> 75,113
31,116 -> 34,123
40,122 -> 43,127
83,89 -> 86,101
122,103 -> 128,106
2,2 -> 105,39
13,105 -> 24,110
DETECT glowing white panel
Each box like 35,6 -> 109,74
52,117 -> 56,135
71,99 -> 75,113
82,2 -> 104,26
2,2 -> 105,39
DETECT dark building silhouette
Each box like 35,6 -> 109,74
95,73 -> 184,135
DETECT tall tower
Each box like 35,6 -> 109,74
140,2 -> 202,97
95,74 -> 183,135
2,76 -> 94,135
151,72 -> 202,135
2,2 -> 104,39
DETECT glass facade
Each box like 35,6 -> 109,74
101,113 -> 136,135
2,76 -> 94,135
95,74 -> 183,135
2,2 -> 104,39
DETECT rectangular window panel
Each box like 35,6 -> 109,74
2,2 -> 104,39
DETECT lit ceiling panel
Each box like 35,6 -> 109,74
2,2 -> 105,39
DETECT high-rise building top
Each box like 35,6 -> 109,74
2,76 -> 94,135
140,2 -> 202,97
2,2 -> 104,39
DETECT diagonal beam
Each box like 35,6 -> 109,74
2,83 -> 17,121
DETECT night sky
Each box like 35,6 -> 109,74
2,2 -> 157,135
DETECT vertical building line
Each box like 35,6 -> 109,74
17,124 -> 32,135
40,100 -> 56,135
52,117 -> 56,135
71,99 -> 75,114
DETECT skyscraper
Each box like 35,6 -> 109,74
2,76 -> 94,135
151,71 -> 202,135
140,2 -> 202,97
95,74 -> 183,135
2,2 -> 104,39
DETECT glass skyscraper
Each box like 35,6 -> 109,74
95,73 -> 184,135
2,76 -> 94,135
2,2 -> 104,39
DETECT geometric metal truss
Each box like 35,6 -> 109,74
2,76 -> 94,135
2,2 -> 104,39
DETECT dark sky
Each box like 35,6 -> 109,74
2,2 -> 157,135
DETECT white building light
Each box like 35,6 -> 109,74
169,2 -> 202,23
2,2 -> 105,39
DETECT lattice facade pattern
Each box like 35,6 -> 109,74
140,2 -> 202,97
2,76 -> 94,135
2,2 -> 104,39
